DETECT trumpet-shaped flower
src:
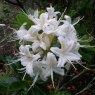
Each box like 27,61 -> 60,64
28,12 -> 48,31
19,45 -> 40,66
43,18 -> 59,34
47,6 -> 60,19
16,23 -> 33,41
50,37 -> 81,67
43,52 -> 64,87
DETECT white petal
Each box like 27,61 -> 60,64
26,63 -> 34,77
32,41 -> 40,52
64,15 -> 71,23
47,52 -> 57,66
43,35 -> 50,49
65,52 -> 81,61
28,25 -> 41,33
58,37 -> 66,50
40,42 -> 46,50
50,47 -> 61,56
19,45 -> 32,57
40,13 -> 48,26
43,68 -> 51,78
57,57 -> 66,67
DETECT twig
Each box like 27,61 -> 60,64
60,69 -> 88,90
75,77 -> 95,95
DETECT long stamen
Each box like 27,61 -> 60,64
58,7 -> 67,21
22,72 -> 26,80
28,72 -> 39,91
51,68 -> 55,88
77,61 -> 90,70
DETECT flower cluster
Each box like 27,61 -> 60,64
16,6 -> 82,87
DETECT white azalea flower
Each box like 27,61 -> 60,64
55,16 -> 77,40
15,6 -> 84,88
28,12 -> 48,31
43,18 -> 59,34
50,37 -> 81,67
16,23 -> 33,41
19,45 -> 40,66
31,33 -> 51,51
43,52 -> 64,87
47,6 -> 60,19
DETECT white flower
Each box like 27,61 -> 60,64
43,18 -> 59,34
50,37 -> 81,67
47,6 -> 60,19
55,16 -> 77,40
16,23 -> 33,41
28,12 -> 48,31
32,33 -> 51,51
19,45 -> 40,66
43,52 -> 64,87
15,6 -> 83,88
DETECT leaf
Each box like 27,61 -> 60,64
16,12 -> 33,29
0,74 -> 18,93
8,81 -> 28,91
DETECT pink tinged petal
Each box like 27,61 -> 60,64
50,47 -> 61,56
54,67 -> 64,76
57,57 -> 67,67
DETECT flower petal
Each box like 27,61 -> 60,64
50,47 -> 61,56
57,57 -> 66,67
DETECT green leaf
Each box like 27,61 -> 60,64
8,81 -> 28,91
16,12 -> 33,29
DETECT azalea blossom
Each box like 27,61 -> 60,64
50,37 -> 81,67
43,52 -> 64,87
47,5 -> 60,19
15,6 -> 83,88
